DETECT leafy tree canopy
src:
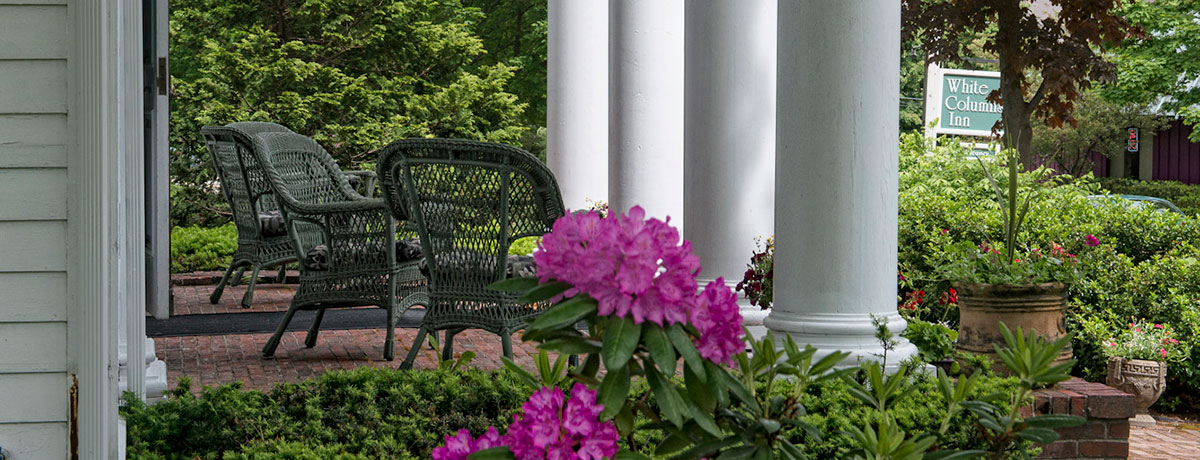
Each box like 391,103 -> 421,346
1032,91 -> 1168,177
903,0 -> 1137,165
1102,0 -> 1200,141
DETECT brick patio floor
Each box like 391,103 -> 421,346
160,282 -> 1200,459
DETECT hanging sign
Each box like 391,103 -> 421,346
925,63 -> 1003,138
1127,127 -> 1140,153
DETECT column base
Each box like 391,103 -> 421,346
763,310 -> 918,373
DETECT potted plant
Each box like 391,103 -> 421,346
936,147 -> 1091,368
1103,321 -> 1184,427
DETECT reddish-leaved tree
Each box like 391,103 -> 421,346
902,0 -> 1138,166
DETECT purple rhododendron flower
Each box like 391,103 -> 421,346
1085,234 -> 1100,247
691,278 -> 745,366
506,384 -> 619,460
534,206 -> 701,327
431,427 -> 503,460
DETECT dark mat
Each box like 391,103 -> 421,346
147,308 -> 426,337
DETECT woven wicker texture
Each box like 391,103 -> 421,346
201,122 -> 301,308
377,138 -> 566,368
251,132 -> 429,361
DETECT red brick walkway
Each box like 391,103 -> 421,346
160,282 -> 1200,458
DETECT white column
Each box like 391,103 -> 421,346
766,0 -> 917,370
547,0 -> 608,211
684,0 -> 776,334
608,0 -> 685,225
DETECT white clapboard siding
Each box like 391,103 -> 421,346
0,115 -> 69,168
0,322 -> 66,373
0,169 -> 66,220
0,6 -> 67,59
0,273 -> 65,322
0,60 -> 67,113
0,221 -> 66,272
0,422 -> 67,459
0,373 -> 67,422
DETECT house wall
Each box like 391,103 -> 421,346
1153,118 -> 1200,184
0,0 -> 70,458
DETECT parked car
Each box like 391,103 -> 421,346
1087,194 -> 1185,215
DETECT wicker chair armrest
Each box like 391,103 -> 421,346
341,170 -> 378,198
285,197 -> 390,217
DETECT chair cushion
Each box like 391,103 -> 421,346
302,238 -> 423,271
259,211 -> 287,237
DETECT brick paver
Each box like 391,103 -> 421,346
158,283 -> 1200,458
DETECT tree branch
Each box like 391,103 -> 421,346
1028,77 -> 1048,111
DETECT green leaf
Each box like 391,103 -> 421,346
645,365 -> 687,427
924,450 -> 986,460
1016,427 -> 1061,443
538,336 -> 601,355
501,356 -> 540,390
688,403 -> 722,436
716,367 -> 760,414
527,295 -> 597,333
716,445 -> 757,460
685,364 -> 717,412
598,365 -> 631,420
487,277 -> 539,293
643,323 -> 677,375
615,451 -> 652,460
602,317 -> 642,370
655,433 -> 692,456
467,446 -> 516,460
667,323 -> 706,380
519,281 -> 572,303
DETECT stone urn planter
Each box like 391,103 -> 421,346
1106,356 -> 1166,427
953,282 -> 1072,368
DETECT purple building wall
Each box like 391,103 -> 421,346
1153,119 -> 1200,184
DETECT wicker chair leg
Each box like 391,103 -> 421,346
305,309 -> 326,348
275,264 -> 288,283
384,305 -> 397,361
501,333 -> 513,360
401,326 -> 429,369
210,263 -> 239,304
441,329 -> 463,362
240,266 -> 261,308
231,266 -> 247,286
262,306 -> 300,357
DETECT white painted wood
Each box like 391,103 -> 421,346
0,373 -> 67,422
547,0 -> 608,211
116,0 -> 147,400
0,322 -> 66,373
683,0 -> 776,332
0,169 -> 67,220
0,422 -> 67,459
0,0 -> 66,5
0,114 -> 69,167
0,6 -> 67,59
0,145 -> 67,168
0,221 -> 66,272
608,0 -> 685,226
0,272 -> 66,322
0,60 -> 66,113
145,0 -> 171,320
767,0 -> 916,371
69,0 -> 125,457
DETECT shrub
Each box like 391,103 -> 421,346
170,224 -> 237,273
1097,177 -> 1200,216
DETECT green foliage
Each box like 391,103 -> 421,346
170,223 -> 237,273
1097,177 -> 1200,216
508,236 -> 540,256
1103,0 -> 1200,141
1031,92 -> 1169,178
903,319 -> 958,364
122,367 -> 531,460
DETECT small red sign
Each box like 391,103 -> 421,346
1127,127 -> 1139,153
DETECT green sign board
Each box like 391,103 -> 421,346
925,65 -> 1003,138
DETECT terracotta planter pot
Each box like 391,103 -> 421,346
1106,356 -> 1166,414
953,282 -> 1072,368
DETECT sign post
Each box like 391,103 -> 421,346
924,63 -> 1003,140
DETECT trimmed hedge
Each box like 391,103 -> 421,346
1096,177 -> 1200,216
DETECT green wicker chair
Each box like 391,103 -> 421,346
202,123 -> 379,308
377,138 -> 566,369
252,132 -> 428,360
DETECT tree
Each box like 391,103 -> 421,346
462,0 -> 549,128
168,0 -> 530,227
902,0 -> 1137,166
1101,0 -> 1200,141
1031,91 -> 1167,177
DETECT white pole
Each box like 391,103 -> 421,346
547,0 -> 608,211
608,0 -> 685,226
684,0 -> 776,333
767,0 -> 916,370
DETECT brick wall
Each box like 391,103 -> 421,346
1030,378 -> 1135,459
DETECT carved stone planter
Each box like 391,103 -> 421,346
953,282 -> 1072,369
1106,356 -> 1166,427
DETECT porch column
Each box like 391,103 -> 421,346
766,0 -> 917,369
547,0 -> 608,211
684,0 -> 776,333
608,0 -> 685,225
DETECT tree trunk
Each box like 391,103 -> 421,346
996,0 -> 1036,168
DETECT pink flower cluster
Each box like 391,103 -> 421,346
534,206 -> 745,366
432,384 -> 619,460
